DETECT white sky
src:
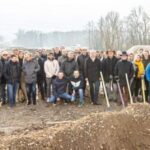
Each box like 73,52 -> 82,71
0,0 -> 149,40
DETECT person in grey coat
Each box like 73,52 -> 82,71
23,53 -> 40,105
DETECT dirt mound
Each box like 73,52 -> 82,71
0,104 -> 150,150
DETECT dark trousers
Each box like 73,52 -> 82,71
148,82 -> 150,102
145,77 -> 149,101
118,86 -> 129,105
0,83 -> 7,103
26,82 -> 36,104
88,80 -> 100,103
80,73 -> 86,94
46,78 -> 52,98
37,78 -> 46,100
134,78 -> 141,97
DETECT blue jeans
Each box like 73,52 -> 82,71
48,93 -> 74,103
89,80 -> 100,103
7,82 -> 19,107
26,82 -> 36,104
74,89 -> 84,103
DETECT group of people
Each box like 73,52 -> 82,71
0,47 -> 150,108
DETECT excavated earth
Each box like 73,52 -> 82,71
0,100 -> 150,150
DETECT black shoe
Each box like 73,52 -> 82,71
33,101 -> 36,105
33,102 -> 36,105
93,102 -> 101,105
1,101 -> 6,106
27,102 -> 31,105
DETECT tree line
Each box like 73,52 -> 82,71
13,6 -> 150,50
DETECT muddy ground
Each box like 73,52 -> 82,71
0,98 -> 150,150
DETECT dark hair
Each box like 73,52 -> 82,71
58,71 -> 64,74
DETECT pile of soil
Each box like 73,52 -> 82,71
0,103 -> 150,150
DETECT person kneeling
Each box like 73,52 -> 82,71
70,70 -> 84,107
48,71 -> 74,104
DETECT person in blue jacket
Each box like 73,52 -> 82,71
145,63 -> 150,103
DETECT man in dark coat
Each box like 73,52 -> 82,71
61,51 -> 78,94
102,49 -> 118,101
85,50 -> 102,105
114,51 -> 134,105
77,48 -> 89,94
37,50 -> 47,101
23,53 -> 40,105
48,71 -> 74,104
4,55 -> 21,107
0,51 -> 9,105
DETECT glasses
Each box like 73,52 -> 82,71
3,54 -> 7,56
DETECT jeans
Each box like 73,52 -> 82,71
7,82 -> 19,107
88,80 -> 100,103
48,93 -> 74,103
74,89 -> 84,103
26,82 -> 36,104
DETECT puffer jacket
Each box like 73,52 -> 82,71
134,60 -> 144,78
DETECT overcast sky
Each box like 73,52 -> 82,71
0,0 -> 149,40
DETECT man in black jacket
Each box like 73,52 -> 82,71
70,70 -> 84,107
77,48 -> 89,94
61,51 -> 78,94
37,50 -> 47,101
4,55 -> 21,107
48,71 -> 74,104
0,51 -> 9,105
114,51 -> 134,106
85,50 -> 102,105
102,49 -> 118,101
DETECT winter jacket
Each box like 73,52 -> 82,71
134,60 -> 144,78
44,59 -> 59,78
61,59 -> 78,77
145,63 -> 150,81
142,57 -> 150,69
1,58 -> 8,84
58,56 -> 67,67
114,60 -> 134,86
77,54 -> 89,75
0,60 -> 3,81
102,56 -> 118,82
70,76 -> 84,90
85,57 -> 102,82
23,59 -> 40,84
4,60 -> 21,84
52,77 -> 68,97
37,55 -> 47,81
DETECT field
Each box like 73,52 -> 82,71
0,97 -> 150,150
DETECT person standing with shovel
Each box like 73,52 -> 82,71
114,51 -> 134,106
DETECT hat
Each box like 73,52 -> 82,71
122,51 -> 128,56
